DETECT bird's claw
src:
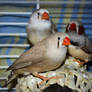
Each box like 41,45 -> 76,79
73,59 -> 85,65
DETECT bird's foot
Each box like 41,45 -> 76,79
73,59 -> 85,65
35,74 -> 60,85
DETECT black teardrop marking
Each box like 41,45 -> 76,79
71,41 -> 79,46
57,40 -> 59,48
57,37 -> 60,48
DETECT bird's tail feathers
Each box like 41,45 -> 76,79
3,73 -> 17,88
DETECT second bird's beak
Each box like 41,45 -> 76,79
62,37 -> 71,46
42,12 -> 49,20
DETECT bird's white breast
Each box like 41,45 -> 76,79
47,46 -> 67,62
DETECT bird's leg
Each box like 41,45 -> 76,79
38,75 -> 61,85
32,72 -> 49,84
35,73 -> 48,80
73,59 -> 85,65
33,73 -> 61,85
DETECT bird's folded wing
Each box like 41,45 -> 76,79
81,37 -> 92,54
7,43 -> 47,70
86,37 -> 92,53
51,20 -> 58,33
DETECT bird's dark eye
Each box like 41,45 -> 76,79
58,37 -> 60,40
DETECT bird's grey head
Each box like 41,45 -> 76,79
31,9 -> 50,21
66,20 -> 85,35
48,32 -> 71,48
67,32 -> 86,47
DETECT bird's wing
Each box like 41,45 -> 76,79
8,42 -> 47,70
81,37 -> 92,54
51,20 -> 58,33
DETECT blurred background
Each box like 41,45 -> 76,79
0,0 -> 92,92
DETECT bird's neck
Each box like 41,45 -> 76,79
29,20 -> 51,31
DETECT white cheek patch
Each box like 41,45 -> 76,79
58,40 -> 65,48
60,40 -> 65,47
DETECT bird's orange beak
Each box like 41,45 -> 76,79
42,12 -> 49,20
62,37 -> 71,46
